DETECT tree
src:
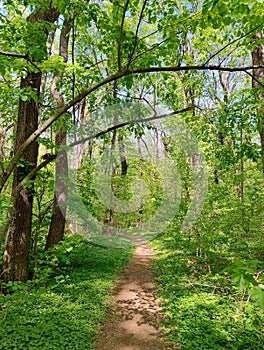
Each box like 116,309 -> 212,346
2,4 -> 59,282
45,18 -> 72,251
252,32 -> 264,172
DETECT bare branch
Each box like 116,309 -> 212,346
0,154 -> 56,247
138,29 -> 160,42
16,154 -> 57,195
187,280 -> 231,290
109,0 -> 124,9
245,69 -> 264,86
84,58 -> 111,70
0,50 -> 42,72
6,106 -> 195,197
116,92 -> 156,113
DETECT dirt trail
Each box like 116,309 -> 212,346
96,239 -> 178,350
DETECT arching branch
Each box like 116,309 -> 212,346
0,50 -> 28,59
1,63 -> 264,192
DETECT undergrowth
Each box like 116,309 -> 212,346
0,235 -> 133,350
152,224 -> 264,350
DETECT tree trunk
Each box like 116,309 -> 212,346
252,32 -> 264,173
45,132 -> 68,250
118,132 -> 128,176
45,19 -> 71,251
2,72 -> 41,282
2,5 -> 59,282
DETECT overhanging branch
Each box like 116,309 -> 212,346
4,106 -> 194,198
1,63 -> 264,192
0,50 -> 42,72
0,50 -> 28,59
69,106 -> 195,147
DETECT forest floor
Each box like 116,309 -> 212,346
95,239 -> 179,350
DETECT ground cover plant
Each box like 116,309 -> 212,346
152,220 -> 264,350
0,235 -> 133,350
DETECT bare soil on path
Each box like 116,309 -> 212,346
96,240 -> 178,350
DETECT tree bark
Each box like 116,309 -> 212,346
44,131 -> 68,250
2,72 -> 41,282
118,132 -> 128,176
252,32 -> 264,173
2,5 -> 59,282
45,19 -> 72,251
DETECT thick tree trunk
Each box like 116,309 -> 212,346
252,32 -> 264,173
2,5 -> 59,282
45,19 -> 71,251
2,72 -> 41,282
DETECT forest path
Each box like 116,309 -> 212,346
95,239 -> 178,350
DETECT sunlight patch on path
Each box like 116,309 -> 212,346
95,242 -> 179,350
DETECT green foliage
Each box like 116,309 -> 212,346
77,154 -> 163,229
223,258 -> 264,310
152,227 -> 264,350
41,55 -> 66,76
250,286 -> 264,309
0,235 -> 133,350
202,0 -> 264,30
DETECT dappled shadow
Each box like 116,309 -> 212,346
96,243 -> 179,350
0,239 -> 133,349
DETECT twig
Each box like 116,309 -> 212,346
130,39 -> 169,64
116,92 -> 156,113
157,261 -> 165,275
16,155 -> 57,194
203,24 -> 264,66
245,70 -> 264,86
137,29 -> 160,43
255,270 -> 264,280
84,58 -> 110,71
127,0 -> 147,68
0,154 -> 57,247
0,50 -> 41,72
26,58 -> 42,72
187,280 -> 231,290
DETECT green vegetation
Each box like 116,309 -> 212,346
152,221 -> 264,349
0,235 -> 133,349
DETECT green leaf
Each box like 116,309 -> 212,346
250,286 -> 264,309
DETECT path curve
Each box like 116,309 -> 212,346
96,239 -> 178,350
